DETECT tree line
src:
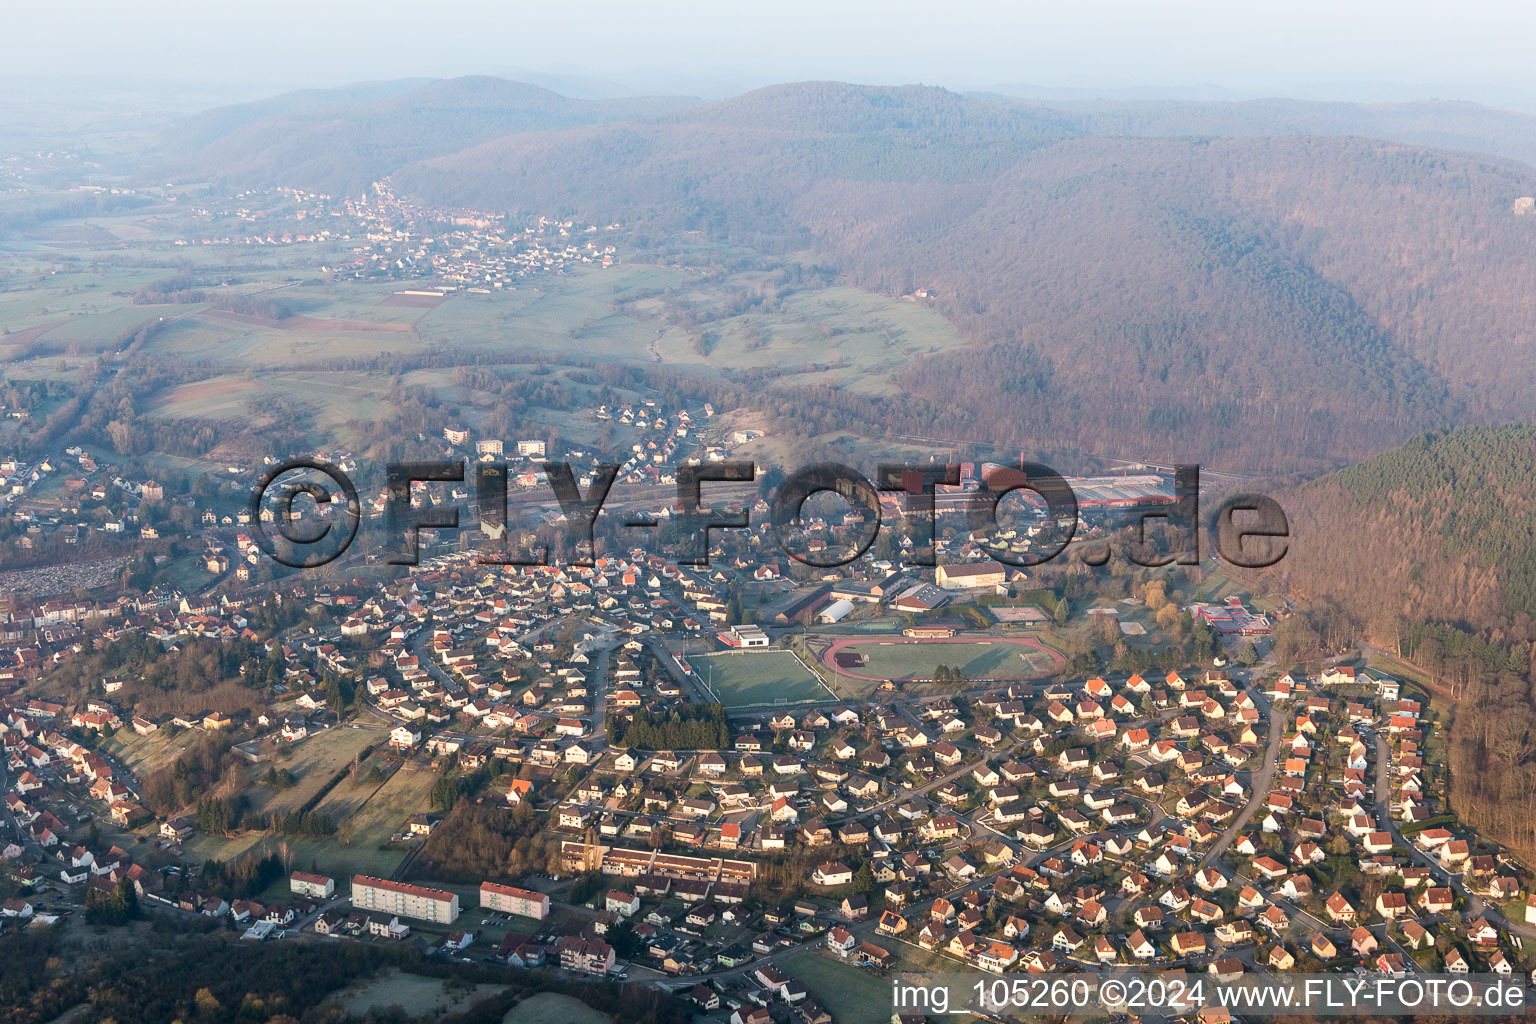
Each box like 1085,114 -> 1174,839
606,702 -> 730,750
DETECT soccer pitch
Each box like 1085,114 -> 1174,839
693,649 -> 832,707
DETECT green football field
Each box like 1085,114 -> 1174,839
693,649 -> 831,707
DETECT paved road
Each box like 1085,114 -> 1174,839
0,760 -> 49,862
1200,678 -> 1281,869
646,635 -> 719,708
1232,868 -> 1425,974
586,645 -> 615,742
868,756 -> 984,816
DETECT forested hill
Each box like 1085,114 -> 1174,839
162,80 -> 1536,472
157,78 -> 432,156
984,94 -> 1536,169
394,85 -> 1536,472
154,76 -> 703,194
1278,424 -> 1536,645
394,82 -> 1077,232
1273,426 -> 1536,866
1279,424 -> 1536,866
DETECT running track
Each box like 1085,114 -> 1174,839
817,634 -> 1066,682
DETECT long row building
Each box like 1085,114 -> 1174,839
351,874 -> 459,924
479,881 -> 550,920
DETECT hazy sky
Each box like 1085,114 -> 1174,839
14,0 -> 1536,104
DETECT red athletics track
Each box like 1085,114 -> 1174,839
817,634 -> 1066,682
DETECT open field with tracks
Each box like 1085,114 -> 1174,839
241,727 -> 378,819
181,740 -> 434,881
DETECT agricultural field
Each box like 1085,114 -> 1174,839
183,744 -> 434,882
648,281 -> 970,396
241,727 -> 378,819
692,649 -> 831,707
815,634 -> 1064,684
146,369 -> 393,439
319,755 -> 438,848
183,821 -> 411,887
2,208 -> 978,483
413,263 -> 684,358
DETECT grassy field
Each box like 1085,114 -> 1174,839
330,969 -> 499,1018
822,636 -> 1062,682
778,948 -> 983,1024
307,748 -> 397,823
648,282 -> 969,396
322,758 -> 438,847
184,826 -> 410,885
100,725 -> 200,776
120,265 -> 683,450
1184,569 -> 1252,606
503,993 -> 613,1024
1,216 -> 978,469
693,649 -> 831,707
146,370 -> 391,428
184,745 -> 433,881
244,728 -> 378,819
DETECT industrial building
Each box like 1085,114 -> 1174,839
818,599 -> 855,624
767,585 -> 832,626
